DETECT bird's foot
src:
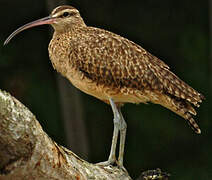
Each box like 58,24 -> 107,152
96,159 -> 116,167
116,162 -> 128,173
96,160 -> 128,172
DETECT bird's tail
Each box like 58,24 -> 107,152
153,94 -> 201,134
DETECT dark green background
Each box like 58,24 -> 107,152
0,0 -> 210,179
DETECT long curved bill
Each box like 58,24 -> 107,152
4,16 -> 55,45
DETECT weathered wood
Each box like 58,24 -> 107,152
0,90 -> 131,180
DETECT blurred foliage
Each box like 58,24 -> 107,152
0,0 -> 210,179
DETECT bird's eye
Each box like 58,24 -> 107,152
62,12 -> 70,17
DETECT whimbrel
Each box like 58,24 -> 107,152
4,5 -> 204,168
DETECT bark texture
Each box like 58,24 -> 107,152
0,90 -> 131,180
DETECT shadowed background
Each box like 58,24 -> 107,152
0,0 -> 210,179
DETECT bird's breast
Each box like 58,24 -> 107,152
48,35 -> 71,76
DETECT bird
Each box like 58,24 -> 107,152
4,5 -> 204,169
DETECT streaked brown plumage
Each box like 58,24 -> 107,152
4,5 -> 204,168
48,6 -> 204,133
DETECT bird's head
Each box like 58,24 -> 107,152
50,5 -> 85,32
4,5 -> 85,45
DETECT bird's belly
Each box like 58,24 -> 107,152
66,70 -> 150,104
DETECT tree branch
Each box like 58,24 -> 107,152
0,90 -> 131,180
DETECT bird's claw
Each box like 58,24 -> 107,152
96,159 -> 116,167
96,160 -> 127,172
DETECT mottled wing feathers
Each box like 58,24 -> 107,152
72,27 -> 204,103
146,53 -> 204,106
69,27 -> 203,133
71,27 -> 164,91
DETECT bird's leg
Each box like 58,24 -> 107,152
107,98 -> 122,164
96,98 -> 120,166
117,107 -> 127,168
